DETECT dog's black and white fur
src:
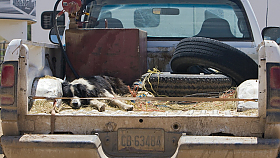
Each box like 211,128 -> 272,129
62,76 -> 133,112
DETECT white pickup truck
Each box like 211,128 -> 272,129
1,0 -> 280,157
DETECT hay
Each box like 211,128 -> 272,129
40,75 -> 60,80
29,100 -> 54,114
28,87 -> 258,115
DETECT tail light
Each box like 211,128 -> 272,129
1,96 -> 14,105
267,64 -> 280,109
1,63 -> 16,105
1,64 -> 15,87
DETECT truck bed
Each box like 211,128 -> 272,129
29,98 -> 258,117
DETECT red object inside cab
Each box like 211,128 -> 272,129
62,0 -> 81,14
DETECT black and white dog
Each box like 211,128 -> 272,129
62,76 -> 133,112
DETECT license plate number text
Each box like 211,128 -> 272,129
118,129 -> 164,152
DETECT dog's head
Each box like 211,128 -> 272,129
62,81 -> 89,109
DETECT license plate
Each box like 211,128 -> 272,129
118,129 -> 164,152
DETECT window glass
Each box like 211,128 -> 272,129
85,1 -> 252,40
134,9 -> 160,28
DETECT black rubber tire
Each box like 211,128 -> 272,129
141,72 -> 233,97
171,37 -> 258,85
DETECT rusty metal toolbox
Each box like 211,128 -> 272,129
65,28 -> 147,85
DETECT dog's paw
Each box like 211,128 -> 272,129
125,105 -> 134,111
99,105 -> 106,112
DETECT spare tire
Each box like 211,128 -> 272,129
141,72 -> 233,97
171,37 -> 258,85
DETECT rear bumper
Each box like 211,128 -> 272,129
174,136 -> 280,158
1,134 -> 107,158
1,134 -> 280,158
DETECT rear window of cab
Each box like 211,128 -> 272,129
83,1 -> 252,41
